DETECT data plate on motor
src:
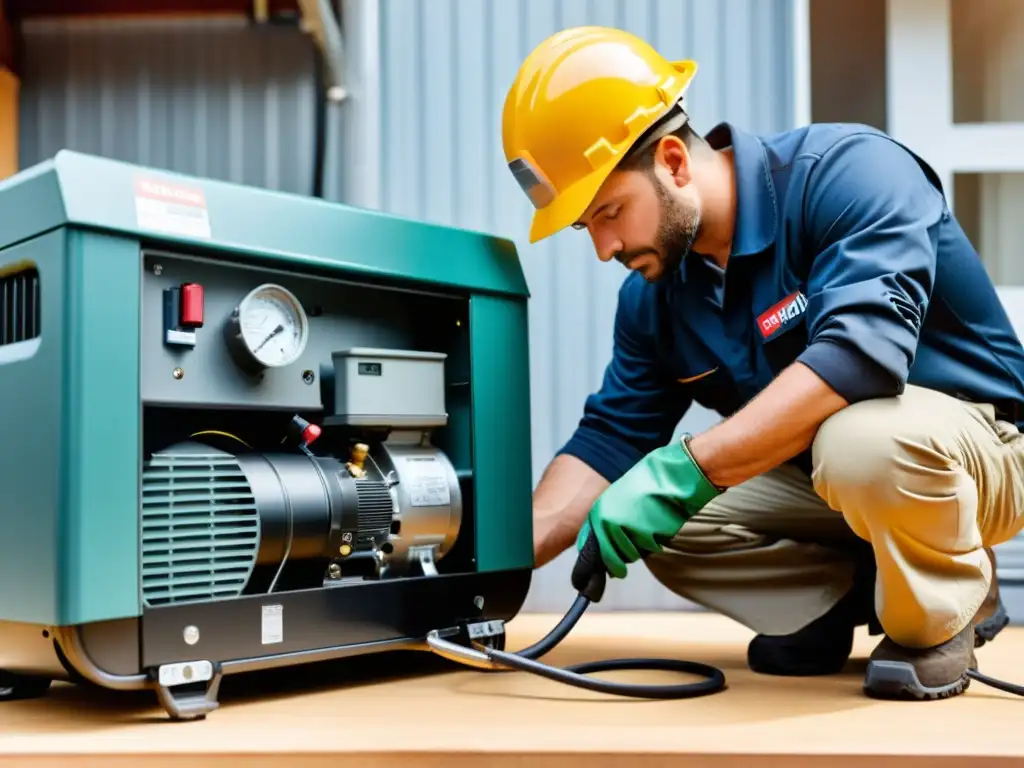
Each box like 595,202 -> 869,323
398,455 -> 452,507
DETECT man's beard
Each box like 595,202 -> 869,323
650,179 -> 700,281
615,180 -> 700,283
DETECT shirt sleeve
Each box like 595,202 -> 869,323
796,133 -> 946,403
557,276 -> 691,483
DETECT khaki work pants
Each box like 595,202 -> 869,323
645,384 -> 1024,649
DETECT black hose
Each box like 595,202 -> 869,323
461,528 -> 727,699
481,593 -> 727,699
967,668 -> 1024,696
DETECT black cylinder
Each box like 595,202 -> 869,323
236,452 -> 357,567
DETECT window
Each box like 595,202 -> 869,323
951,0 -> 1024,124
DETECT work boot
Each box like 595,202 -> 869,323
973,547 -> 1010,648
747,565 -> 876,677
863,624 -> 977,700
748,546 -> 1006,678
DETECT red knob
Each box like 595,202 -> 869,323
179,283 -> 205,328
302,423 -> 322,445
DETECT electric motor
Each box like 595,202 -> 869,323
140,439 -> 463,606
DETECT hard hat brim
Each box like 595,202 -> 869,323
527,165 -> 610,244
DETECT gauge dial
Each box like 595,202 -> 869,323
228,283 -> 309,371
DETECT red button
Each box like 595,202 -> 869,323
302,424 -> 322,445
180,283 -> 204,328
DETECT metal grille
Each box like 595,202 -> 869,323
141,448 -> 261,606
0,267 -> 41,346
355,480 -> 393,543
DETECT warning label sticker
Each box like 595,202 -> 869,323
401,456 -> 452,508
133,176 -> 212,239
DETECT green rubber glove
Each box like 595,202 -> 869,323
575,435 -> 722,580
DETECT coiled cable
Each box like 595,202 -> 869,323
426,532 -> 727,699
482,593 -> 726,698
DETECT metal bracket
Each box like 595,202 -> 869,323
411,545 -> 439,577
152,663 -> 224,721
466,619 -> 505,642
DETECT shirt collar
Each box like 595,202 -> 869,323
704,121 -> 778,258
675,122 -> 778,285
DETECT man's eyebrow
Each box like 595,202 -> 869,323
573,201 -> 613,229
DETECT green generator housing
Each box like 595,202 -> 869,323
0,151 -> 534,719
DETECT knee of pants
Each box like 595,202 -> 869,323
809,395 -> 966,538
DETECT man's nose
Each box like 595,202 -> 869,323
592,230 -> 622,263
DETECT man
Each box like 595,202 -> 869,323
502,26 -> 1022,701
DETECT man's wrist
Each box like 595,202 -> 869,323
678,433 -> 726,502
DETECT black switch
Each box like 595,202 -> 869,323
163,286 -> 180,331
163,286 -> 196,348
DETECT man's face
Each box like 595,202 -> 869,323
577,164 -> 701,283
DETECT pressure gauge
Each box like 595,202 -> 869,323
225,283 -> 310,373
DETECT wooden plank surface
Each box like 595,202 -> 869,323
0,611 -> 1020,766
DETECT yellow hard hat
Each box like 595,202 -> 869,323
502,26 -> 697,243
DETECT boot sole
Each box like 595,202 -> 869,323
863,660 -> 970,701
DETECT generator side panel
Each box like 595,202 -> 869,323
0,229 -> 66,625
469,294 -> 534,573
58,230 -> 142,626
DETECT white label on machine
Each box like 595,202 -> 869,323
133,176 -> 213,239
261,604 -> 283,645
402,456 -> 451,507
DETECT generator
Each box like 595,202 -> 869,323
0,151 -> 534,720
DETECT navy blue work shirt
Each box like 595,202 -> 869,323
559,121 -> 1024,482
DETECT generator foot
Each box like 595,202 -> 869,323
153,664 -> 223,721
0,670 -> 52,702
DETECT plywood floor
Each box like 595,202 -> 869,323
0,611 -> 1021,767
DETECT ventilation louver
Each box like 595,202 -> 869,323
0,266 -> 41,346
141,443 -> 261,606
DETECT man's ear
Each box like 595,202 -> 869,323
653,135 -> 692,188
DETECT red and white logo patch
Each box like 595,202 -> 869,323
757,291 -> 808,339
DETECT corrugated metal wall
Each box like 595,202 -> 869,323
18,16 -> 320,195
15,3 -> 798,614
346,0 -> 798,611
